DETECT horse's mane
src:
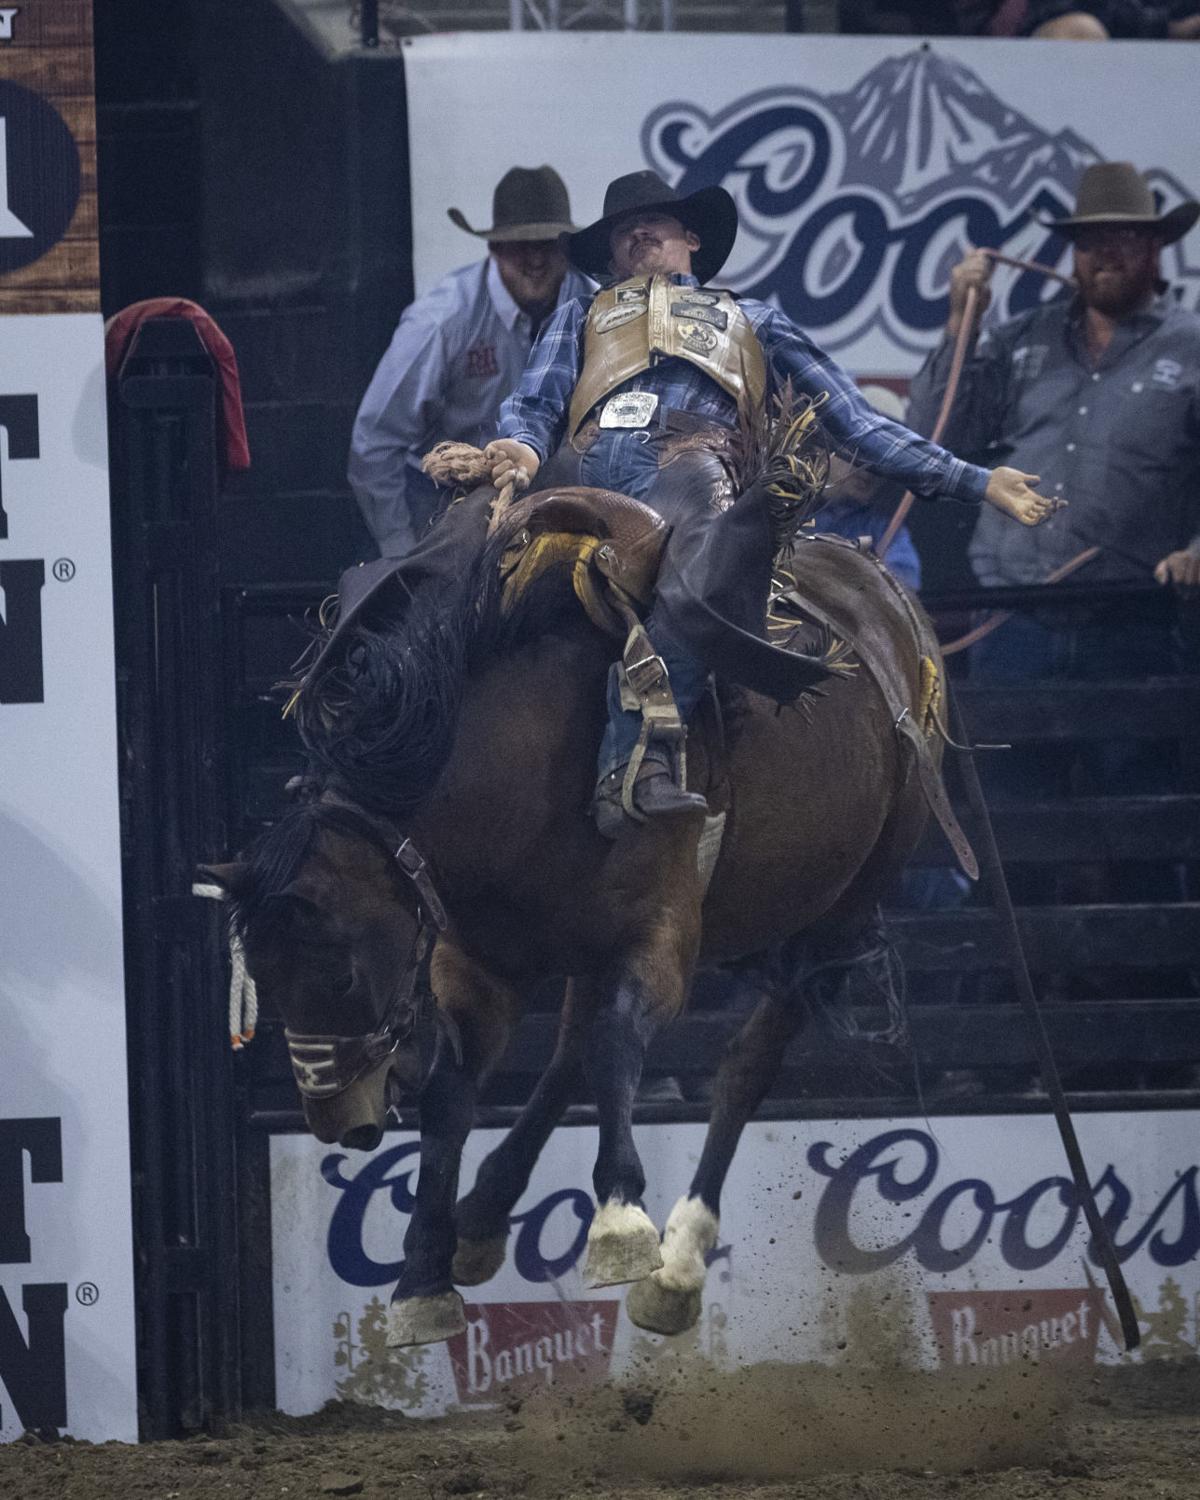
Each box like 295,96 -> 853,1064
230,801 -> 386,936
294,526 -> 580,817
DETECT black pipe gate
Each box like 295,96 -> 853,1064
110,318 -> 244,1437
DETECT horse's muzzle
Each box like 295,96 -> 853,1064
300,1055 -> 393,1147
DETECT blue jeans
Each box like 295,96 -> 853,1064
581,431 -> 717,780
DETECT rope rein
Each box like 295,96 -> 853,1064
192,882 -> 259,1049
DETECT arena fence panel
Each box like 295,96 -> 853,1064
112,318 -> 245,1437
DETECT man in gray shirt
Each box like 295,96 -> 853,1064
911,163 -> 1199,818
910,161 -> 1200,609
348,165 -> 591,557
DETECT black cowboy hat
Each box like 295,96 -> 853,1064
1039,161 -> 1199,245
447,165 -> 577,242
565,169 -> 738,284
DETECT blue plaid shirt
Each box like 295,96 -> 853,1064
498,274 -> 989,505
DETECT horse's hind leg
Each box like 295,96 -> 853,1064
626,981 -> 802,1335
389,947 -> 519,1347
453,980 -> 593,1286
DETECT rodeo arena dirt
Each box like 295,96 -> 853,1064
1,1361 -> 1199,1500
4,3 -> 1200,1500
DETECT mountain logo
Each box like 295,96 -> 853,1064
641,49 -> 1200,360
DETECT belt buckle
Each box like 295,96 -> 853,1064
599,391 -> 659,430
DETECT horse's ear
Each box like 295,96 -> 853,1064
196,861 -> 251,901
267,883 -> 326,925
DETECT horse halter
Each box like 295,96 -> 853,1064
284,800 -> 455,1103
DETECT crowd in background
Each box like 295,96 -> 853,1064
840,1 -> 1200,37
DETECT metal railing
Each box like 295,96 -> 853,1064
509,0 -> 675,26
353,0 -> 679,46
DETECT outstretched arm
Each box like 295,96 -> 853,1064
757,305 -> 1057,525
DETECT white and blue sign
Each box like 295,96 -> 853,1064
405,34 -> 1200,377
271,1112 -> 1200,1416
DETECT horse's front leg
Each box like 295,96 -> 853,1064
626,980 -> 802,1334
581,888 -> 700,1288
389,946 -> 518,1347
453,978 -> 596,1286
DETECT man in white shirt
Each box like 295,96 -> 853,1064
349,165 -> 590,556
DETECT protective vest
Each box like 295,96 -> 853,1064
567,274 -> 768,438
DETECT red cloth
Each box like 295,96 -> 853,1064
105,297 -> 251,472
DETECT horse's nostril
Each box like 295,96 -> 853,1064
342,1123 -> 383,1152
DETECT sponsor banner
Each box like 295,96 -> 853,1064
927,1288 -> 1103,1372
271,1111 -> 1200,1417
404,34 -> 1200,379
0,314 -> 137,1442
449,1300 -> 618,1404
1,1 -> 137,1445
0,0 -> 99,315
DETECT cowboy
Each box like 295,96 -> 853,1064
910,161 -> 1200,629
348,165 -> 591,557
909,160 -> 1200,823
485,170 -> 1054,837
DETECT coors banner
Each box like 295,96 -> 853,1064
403,34 -> 1200,380
0,0 -> 138,1442
271,1111 -> 1200,1417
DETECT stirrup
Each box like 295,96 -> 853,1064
592,754 -> 707,840
615,619 -> 688,818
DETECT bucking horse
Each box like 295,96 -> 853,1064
202,440 -> 975,1350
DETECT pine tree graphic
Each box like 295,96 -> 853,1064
1135,1277 -> 1196,1362
333,1297 -> 431,1405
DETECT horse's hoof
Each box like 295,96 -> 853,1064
626,1272 -> 703,1336
583,1200 -> 664,1288
387,1289 -> 466,1347
452,1233 -> 508,1286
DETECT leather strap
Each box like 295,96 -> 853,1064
896,711 -> 979,881
774,585 -> 978,881
616,616 -> 687,817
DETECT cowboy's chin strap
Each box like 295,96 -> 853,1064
615,615 -> 688,818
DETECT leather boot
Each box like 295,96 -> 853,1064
592,753 -> 708,840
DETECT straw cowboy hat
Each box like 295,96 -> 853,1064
565,169 -> 739,284
447,165 -> 577,242
1040,161 -> 1199,244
